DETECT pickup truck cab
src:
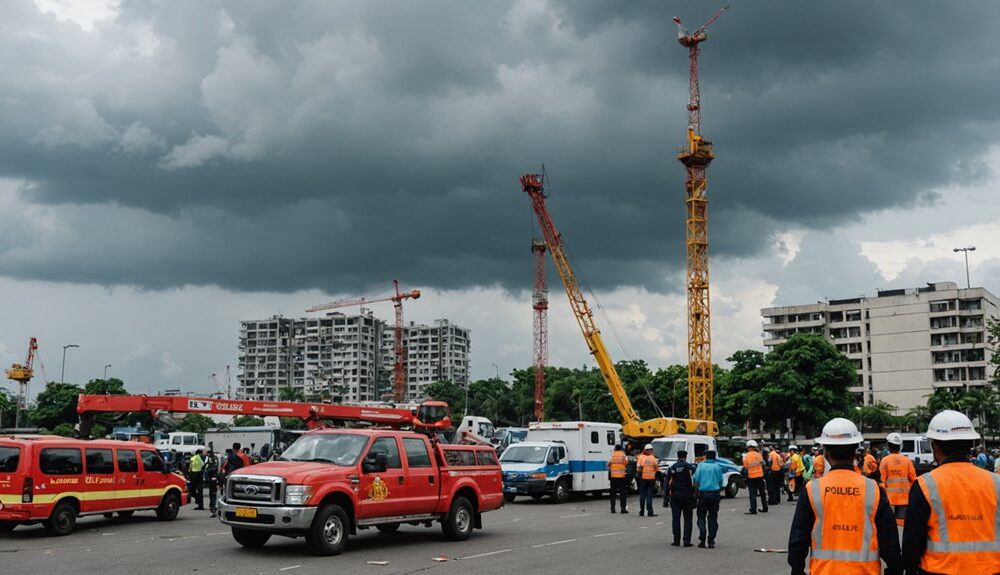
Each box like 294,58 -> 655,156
651,434 -> 743,498
218,429 -> 503,555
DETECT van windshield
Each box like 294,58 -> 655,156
652,441 -> 683,460
509,430 -> 527,443
0,446 -> 19,472
500,445 -> 548,464
279,433 -> 369,466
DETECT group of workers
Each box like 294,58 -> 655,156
608,442 -> 727,548
183,442 -> 253,515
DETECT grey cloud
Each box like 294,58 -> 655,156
1,0 -> 999,295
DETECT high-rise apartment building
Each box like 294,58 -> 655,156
238,314 -> 470,402
381,319 -> 472,401
761,282 -> 997,412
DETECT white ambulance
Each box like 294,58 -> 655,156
499,421 -> 622,504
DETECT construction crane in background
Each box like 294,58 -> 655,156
4,337 -> 38,428
307,280 -> 420,403
532,239 -> 548,421
673,5 -> 728,422
521,173 -> 717,439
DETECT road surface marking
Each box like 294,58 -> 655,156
593,532 -> 624,538
655,521 -> 664,526
559,513 -> 589,519
461,549 -> 512,559
279,566 -> 301,572
532,539 -> 576,548
639,526 -> 649,529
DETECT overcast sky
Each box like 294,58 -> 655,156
3,0 -> 1000,399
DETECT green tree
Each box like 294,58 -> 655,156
90,423 -> 109,438
278,386 -> 306,402
232,415 -> 265,427
177,413 -> 215,434
856,401 -> 897,432
0,391 -> 16,429
987,317 -> 1000,382
424,381 -> 466,415
280,417 -> 307,431
83,378 -> 127,395
51,423 -> 77,437
31,382 -> 83,430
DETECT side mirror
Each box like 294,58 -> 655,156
363,452 -> 388,473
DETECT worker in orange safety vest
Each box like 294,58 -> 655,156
766,446 -> 783,505
607,444 -> 629,514
902,410 -> 1000,575
636,444 -> 659,517
813,447 -> 826,479
742,440 -> 768,515
879,432 -> 915,527
787,417 -> 901,575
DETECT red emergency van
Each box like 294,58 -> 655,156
0,436 -> 188,535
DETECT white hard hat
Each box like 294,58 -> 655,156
788,445 -> 799,451
643,444 -> 653,450
925,410 -> 981,441
746,440 -> 758,448
886,432 -> 902,446
815,418 -> 863,446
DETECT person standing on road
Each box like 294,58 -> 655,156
742,440 -> 768,515
787,446 -> 805,502
766,446 -> 783,505
607,444 -> 629,514
227,444 -> 245,475
812,447 -> 825,479
188,449 -> 205,510
860,446 -> 879,482
636,444 -> 658,517
666,449 -> 696,547
878,433 -> 915,527
693,450 -> 724,549
204,449 -> 221,516
902,410 -> 1000,575
787,417 -> 901,575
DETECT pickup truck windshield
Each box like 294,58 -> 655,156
279,434 -> 369,466
652,441 -> 683,460
500,445 -> 548,464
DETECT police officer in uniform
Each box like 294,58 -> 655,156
665,449 -> 696,547
902,410 -> 1000,575
607,444 -> 628,514
203,449 -> 221,516
787,417 -> 901,575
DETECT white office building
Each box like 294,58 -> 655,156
761,282 -> 998,412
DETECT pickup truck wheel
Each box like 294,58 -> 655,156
441,496 -> 474,541
550,478 -> 570,504
503,493 -> 516,503
232,527 -> 271,548
376,522 -> 400,534
725,476 -> 739,499
0,520 -> 17,532
156,492 -> 181,521
307,504 -> 349,556
43,501 -> 77,536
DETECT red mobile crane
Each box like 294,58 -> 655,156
77,394 -> 452,439
307,280 -> 420,403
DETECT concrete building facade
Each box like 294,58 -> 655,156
381,319 -> 472,401
239,314 -> 471,402
761,282 -> 998,412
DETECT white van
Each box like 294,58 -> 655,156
500,421 -> 622,504
651,434 -> 743,498
898,433 -> 933,465
154,431 -> 205,455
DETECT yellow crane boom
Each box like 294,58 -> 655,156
520,174 -> 717,438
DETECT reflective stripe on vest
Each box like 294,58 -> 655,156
922,470 -> 1000,554
809,475 -> 880,564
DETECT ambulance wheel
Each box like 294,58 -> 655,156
551,479 -> 570,504
156,492 -> 181,521
503,493 -> 516,503
307,504 -> 349,556
232,527 -> 271,548
44,501 -> 77,536
442,496 -> 474,541
376,522 -> 400,534
0,520 -> 16,532
724,477 -> 739,499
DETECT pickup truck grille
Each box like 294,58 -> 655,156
227,474 -> 285,505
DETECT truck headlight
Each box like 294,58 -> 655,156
284,485 -> 313,505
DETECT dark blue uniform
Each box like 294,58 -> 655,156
665,459 -> 696,546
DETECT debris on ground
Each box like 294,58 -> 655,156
431,556 -> 449,562
754,548 -> 788,553
366,561 -> 390,566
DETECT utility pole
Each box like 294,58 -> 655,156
953,246 -> 976,288
61,344 -> 80,384
104,364 -> 111,379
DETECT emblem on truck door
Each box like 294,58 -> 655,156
368,476 -> 390,501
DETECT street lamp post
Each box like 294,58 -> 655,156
104,364 -> 111,379
953,246 -> 976,289
61,344 -> 80,384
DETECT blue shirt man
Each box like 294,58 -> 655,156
692,450 -> 724,548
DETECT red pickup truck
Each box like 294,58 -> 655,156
218,429 -> 504,555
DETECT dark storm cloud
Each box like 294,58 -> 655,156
1,0 -> 999,294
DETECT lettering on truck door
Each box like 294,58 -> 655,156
37,447 -> 83,509
359,436 -> 407,519
84,448 -> 116,513
115,449 -> 141,508
402,437 -> 438,515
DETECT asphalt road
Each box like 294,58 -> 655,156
1,494 -> 801,575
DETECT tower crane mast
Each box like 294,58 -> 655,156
531,239 -> 548,421
307,280 -> 420,403
4,337 -> 38,428
673,5 -> 728,422
520,174 -> 716,439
